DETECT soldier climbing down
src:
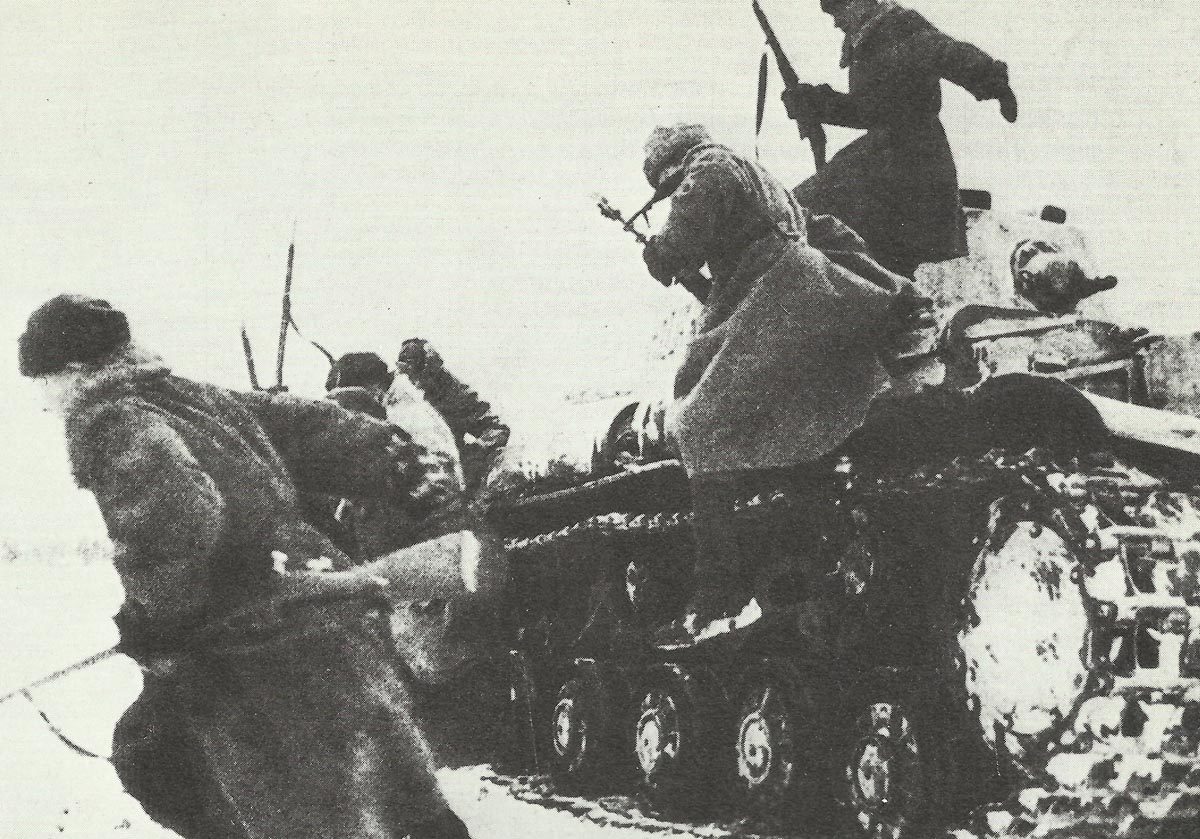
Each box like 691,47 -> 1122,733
786,0 -> 1018,277
638,124 -> 925,649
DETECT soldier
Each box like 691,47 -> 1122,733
396,338 -> 510,495
19,295 -> 474,839
323,351 -> 392,420
786,0 -> 1018,277
324,350 -> 466,556
295,354 -> 394,558
639,124 -> 922,649
323,350 -> 503,751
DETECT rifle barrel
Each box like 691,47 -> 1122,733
274,243 -> 295,390
753,1 -> 800,88
752,0 -> 827,171
241,324 -> 261,390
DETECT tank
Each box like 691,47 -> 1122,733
480,195 -> 1200,839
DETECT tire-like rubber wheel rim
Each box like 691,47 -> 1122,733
636,689 -> 683,781
735,683 -> 799,813
845,701 -> 923,839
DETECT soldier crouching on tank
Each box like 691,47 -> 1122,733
786,0 -> 1018,278
19,295 -> 475,839
396,338 -> 511,495
638,124 -> 927,650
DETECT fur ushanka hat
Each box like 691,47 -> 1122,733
19,294 -> 131,378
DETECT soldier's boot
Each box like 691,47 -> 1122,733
652,472 -> 762,651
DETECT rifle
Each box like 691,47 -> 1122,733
595,195 -> 712,302
273,241 -> 295,391
245,239 -> 336,393
752,0 -> 827,171
240,323 -> 262,390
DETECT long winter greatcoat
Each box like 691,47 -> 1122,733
650,143 -> 905,477
65,357 -> 451,839
794,3 -> 1010,269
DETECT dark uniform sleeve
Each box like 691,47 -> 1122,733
73,404 -> 225,627
240,391 -> 449,514
808,84 -> 870,129
913,26 -> 1010,101
426,368 -> 511,492
425,367 -> 510,450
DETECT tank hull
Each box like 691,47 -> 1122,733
480,206 -> 1200,838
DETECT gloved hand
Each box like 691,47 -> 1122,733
780,84 -> 822,135
642,237 -> 676,287
114,604 -> 190,665
891,283 -> 936,332
998,85 -> 1019,123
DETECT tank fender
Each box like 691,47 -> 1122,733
960,373 -> 1110,456
1080,391 -> 1200,459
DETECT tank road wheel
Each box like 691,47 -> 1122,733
841,690 -> 927,839
549,663 -> 629,790
732,674 -> 831,823
635,664 -> 730,814
954,514 -> 1092,770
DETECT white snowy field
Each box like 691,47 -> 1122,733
0,551 -> 637,839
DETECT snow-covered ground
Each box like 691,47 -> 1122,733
0,551 -> 638,839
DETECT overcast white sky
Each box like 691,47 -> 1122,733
3,0 -> 1199,542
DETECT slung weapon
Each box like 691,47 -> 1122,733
241,323 -> 262,390
273,241 -> 296,391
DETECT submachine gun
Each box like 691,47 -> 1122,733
595,195 -> 712,302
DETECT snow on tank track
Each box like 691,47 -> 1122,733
498,450 -> 1200,838
480,771 -> 810,838
949,454 -> 1200,838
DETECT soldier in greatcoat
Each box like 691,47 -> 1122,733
787,0 -> 1018,277
639,124 -> 925,649
19,295 -> 475,839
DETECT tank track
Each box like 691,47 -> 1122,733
499,449 -> 1200,838
480,771 -> 798,838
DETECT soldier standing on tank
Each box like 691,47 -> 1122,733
638,124 -> 925,649
19,295 -> 474,839
786,0 -> 1019,278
